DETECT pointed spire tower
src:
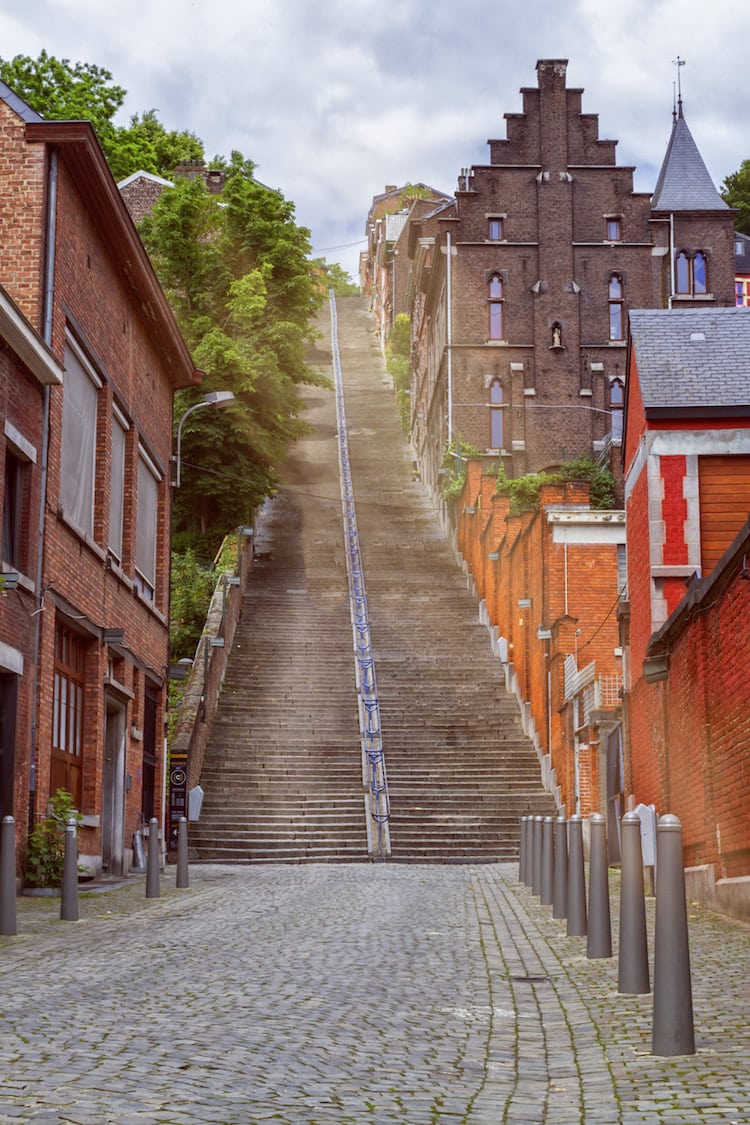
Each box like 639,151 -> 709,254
651,63 -> 735,306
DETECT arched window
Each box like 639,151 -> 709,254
675,251 -> 691,294
675,250 -> 708,296
489,380 -> 504,449
488,275 -> 504,340
608,275 -> 624,341
609,378 -> 624,441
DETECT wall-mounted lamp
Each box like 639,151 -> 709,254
103,628 -> 125,646
1,571 -> 21,591
537,627 -> 552,641
172,391 -> 235,487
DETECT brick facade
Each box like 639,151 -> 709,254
454,463 -> 624,818
623,309 -> 750,900
0,91 -> 199,878
367,60 -> 735,499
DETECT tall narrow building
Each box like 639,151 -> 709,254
403,60 -> 735,492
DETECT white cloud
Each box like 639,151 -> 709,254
0,0 -> 747,278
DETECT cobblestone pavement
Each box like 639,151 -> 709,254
1,862 -> 748,1124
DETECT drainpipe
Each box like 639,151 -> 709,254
668,213 -> 675,309
446,231 -> 453,447
29,148 -> 58,828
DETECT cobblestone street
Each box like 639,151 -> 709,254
1,862 -> 748,1123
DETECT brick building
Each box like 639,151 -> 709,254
362,184 -> 453,350
0,82 -> 200,876
452,459 -> 625,829
623,306 -> 750,915
390,61 -> 735,497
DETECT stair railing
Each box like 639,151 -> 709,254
329,293 -> 391,859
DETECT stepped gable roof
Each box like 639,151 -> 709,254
629,306 -> 750,416
651,105 -> 729,212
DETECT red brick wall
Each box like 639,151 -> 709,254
455,465 -> 623,814
628,561 -> 750,878
0,102 -> 46,327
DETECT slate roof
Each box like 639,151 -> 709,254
651,108 -> 729,212
0,79 -> 43,124
630,307 -> 750,413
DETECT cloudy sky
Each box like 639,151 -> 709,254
0,1 -> 746,278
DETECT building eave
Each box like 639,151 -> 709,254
25,120 -> 201,392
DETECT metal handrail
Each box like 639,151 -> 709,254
329,294 -> 391,858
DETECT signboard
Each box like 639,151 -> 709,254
168,760 -> 187,850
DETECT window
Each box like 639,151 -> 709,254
606,217 -> 621,241
109,409 -> 128,562
51,623 -> 85,806
488,274 -> 504,340
488,217 -> 504,241
608,275 -> 624,341
489,380 -> 505,449
609,378 -> 624,441
135,447 -> 160,602
736,279 -> 750,307
675,250 -> 708,296
2,449 -> 27,571
60,340 -> 100,536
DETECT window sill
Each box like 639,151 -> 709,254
57,511 -> 106,561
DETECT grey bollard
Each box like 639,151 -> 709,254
553,814 -> 568,920
60,816 -> 79,922
618,811 -> 650,994
541,816 -> 554,906
1,816 -> 17,936
587,813 -> 612,958
146,818 -> 160,899
176,817 -> 189,889
519,817 -> 528,884
566,814 -> 587,937
652,814 -> 695,1056
532,816 -> 543,897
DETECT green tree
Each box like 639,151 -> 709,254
310,258 -> 359,297
0,51 -> 204,181
141,165 -> 327,554
721,159 -> 750,235
386,313 -> 411,433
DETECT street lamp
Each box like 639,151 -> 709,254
172,391 -> 235,487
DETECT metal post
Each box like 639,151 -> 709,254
176,816 -> 189,889
532,816 -> 543,897
652,814 -> 695,1056
60,816 -> 79,922
553,814 -> 568,920
519,817 -> 529,884
541,816 -> 554,906
146,818 -> 160,899
1,816 -> 17,936
566,814 -> 587,937
587,813 -> 612,958
618,810 -> 650,994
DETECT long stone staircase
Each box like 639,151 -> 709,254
190,297 -> 557,864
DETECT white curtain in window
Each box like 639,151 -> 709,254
61,343 -> 98,534
109,413 -> 127,560
135,451 -> 159,590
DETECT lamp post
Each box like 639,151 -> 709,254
172,391 -> 235,487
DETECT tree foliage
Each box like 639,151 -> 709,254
721,160 -> 750,235
140,160 -> 327,555
0,51 -> 204,181
386,313 -> 411,433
